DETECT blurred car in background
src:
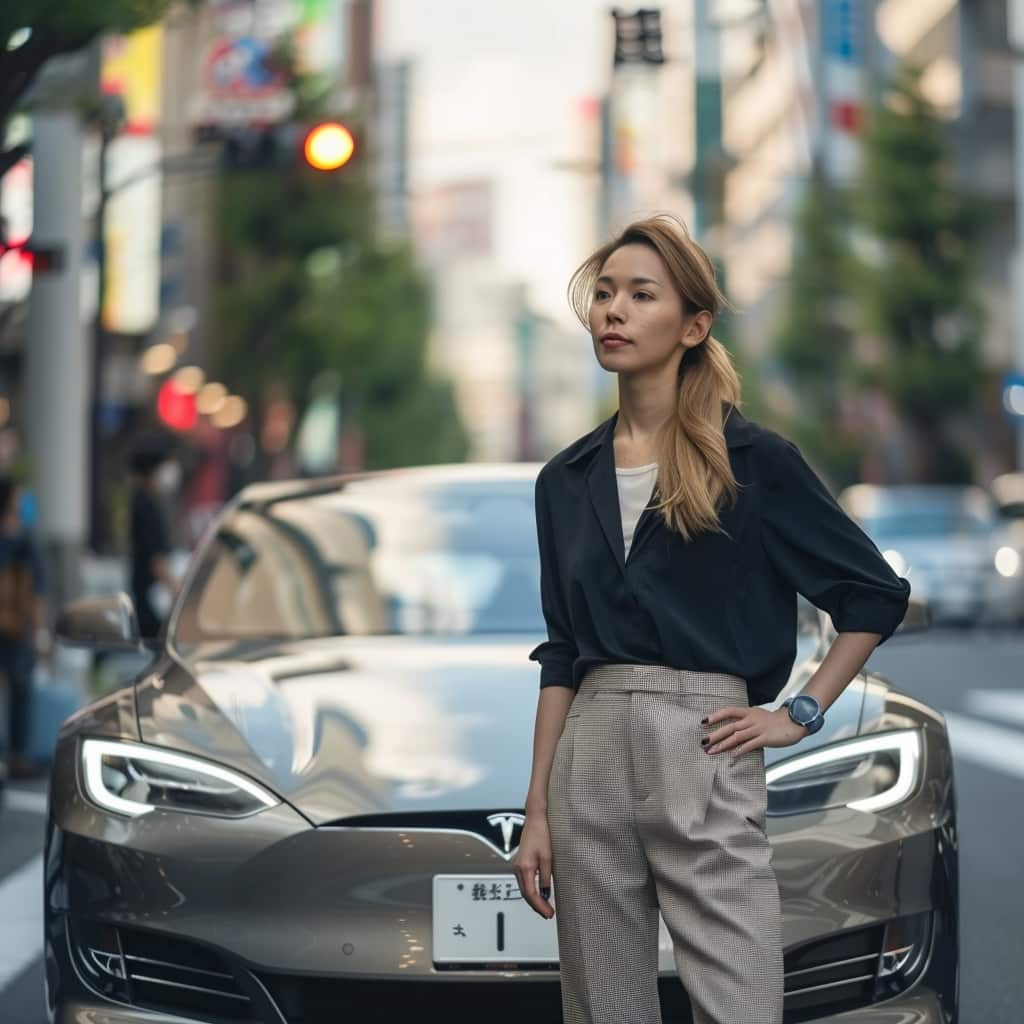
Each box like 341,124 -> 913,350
839,483 -> 1024,628
44,465 -> 952,1024
988,472 -> 1024,629
989,471 -> 1024,521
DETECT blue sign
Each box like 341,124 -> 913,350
822,0 -> 864,65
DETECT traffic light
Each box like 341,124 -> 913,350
198,120 -> 358,173
302,122 -> 355,171
156,378 -> 198,432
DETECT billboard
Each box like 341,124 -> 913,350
100,26 -> 164,334
189,0 -> 346,128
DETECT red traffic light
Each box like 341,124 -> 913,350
302,122 -> 355,171
157,379 -> 198,431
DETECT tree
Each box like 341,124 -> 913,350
769,170 -> 864,486
211,125 -> 469,471
852,65 -> 989,482
0,1 -> 177,180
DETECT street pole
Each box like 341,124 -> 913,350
24,113 -> 88,609
693,0 -> 723,242
1011,0 -> 1024,468
88,95 -> 124,553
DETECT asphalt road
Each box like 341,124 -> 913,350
1,626 -> 1022,1023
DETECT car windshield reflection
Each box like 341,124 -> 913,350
171,479 -> 545,651
864,510 -> 993,540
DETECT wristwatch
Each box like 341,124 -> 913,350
782,694 -> 824,735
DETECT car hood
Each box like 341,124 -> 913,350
135,635 -> 866,825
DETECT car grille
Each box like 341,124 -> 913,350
70,919 -> 255,1022
259,914 -> 928,1024
782,911 -> 932,1022
70,912 -> 930,1024
260,975 -> 565,1022
259,974 -> 702,1023
782,922 -> 883,1019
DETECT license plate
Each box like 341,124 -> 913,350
432,874 -> 560,965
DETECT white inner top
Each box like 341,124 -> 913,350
615,462 -> 658,559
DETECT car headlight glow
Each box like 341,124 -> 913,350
994,545 -> 1020,578
765,729 -> 922,816
80,738 -> 280,818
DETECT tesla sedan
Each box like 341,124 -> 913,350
46,464 -> 956,1023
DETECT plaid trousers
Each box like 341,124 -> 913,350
547,663 -> 784,1024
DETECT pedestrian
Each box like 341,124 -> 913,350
512,213 -> 911,1024
0,475 -> 50,780
129,437 -> 181,640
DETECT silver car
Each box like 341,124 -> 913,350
840,483 -> 1024,627
47,465 -> 955,1023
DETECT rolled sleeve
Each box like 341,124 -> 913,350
528,469 -> 578,689
759,432 -> 911,646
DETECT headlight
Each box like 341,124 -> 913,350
765,729 -> 921,816
994,546 -> 1020,577
80,738 -> 280,819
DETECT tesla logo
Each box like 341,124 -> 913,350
486,813 -> 525,857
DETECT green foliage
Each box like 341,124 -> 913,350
769,64 -> 990,484
852,65 -> 988,480
1,1 -> 182,179
1,1 -> 172,42
768,173 -> 864,487
211,149 -> 469,471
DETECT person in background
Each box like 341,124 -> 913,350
0,475 -> 50,780
129,438 -> 182,640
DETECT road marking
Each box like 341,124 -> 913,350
964,690 -> 1024,729
943,712 -> 1024,780
0,854 -> 43,991
3,788 -> 48,815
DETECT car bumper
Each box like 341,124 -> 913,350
46,720 -> 957,1024
51,986 -> 951,1024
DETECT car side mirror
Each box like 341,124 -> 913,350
55,593 -> 151,650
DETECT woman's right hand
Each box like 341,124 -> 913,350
513,811 -> 555,919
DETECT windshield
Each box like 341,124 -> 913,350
170,477 -> 545,651
863,509 -> 993,540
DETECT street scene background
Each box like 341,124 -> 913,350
2,1 -> 1024,1022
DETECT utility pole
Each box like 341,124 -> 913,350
24,113 -> 88,609
89,93 -> 125,553
692,0 -> 724,241
1011,0 -> 1024,467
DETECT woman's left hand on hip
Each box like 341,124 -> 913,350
700,706 -> 807,755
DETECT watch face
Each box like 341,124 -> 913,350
790,694 -> 820,724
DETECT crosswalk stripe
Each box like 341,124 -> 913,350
0,854 -> 43,992
943,711 -> 1024,780
964,690 -> 1024,729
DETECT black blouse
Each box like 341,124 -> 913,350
528,403 -> 912,706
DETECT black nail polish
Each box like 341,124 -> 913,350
700,737 -> 709,745
700,717 -> 708,724
540,887 -> 551,900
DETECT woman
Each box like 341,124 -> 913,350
512,214 -> 911,1024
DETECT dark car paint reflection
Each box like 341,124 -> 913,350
170,478 -> 544,651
